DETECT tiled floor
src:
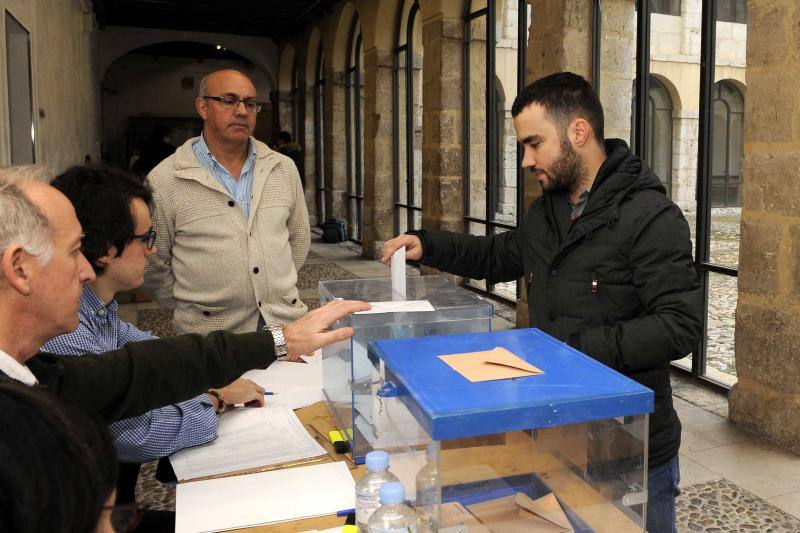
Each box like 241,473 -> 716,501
126,234 -> 800,530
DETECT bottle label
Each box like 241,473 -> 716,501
356,495 -> 380,528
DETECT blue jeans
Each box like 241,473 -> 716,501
647,454 -> 680,533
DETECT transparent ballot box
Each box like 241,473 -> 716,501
370,328 -> 653,532
319,275 -> 493,462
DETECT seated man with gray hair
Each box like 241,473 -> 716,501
0,164 -> 367,422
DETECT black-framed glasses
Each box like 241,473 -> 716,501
131,228 -> 156,250
102,502 -> 142,533
202,95 -> 263,113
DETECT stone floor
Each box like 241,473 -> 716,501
125,232 -> 800,531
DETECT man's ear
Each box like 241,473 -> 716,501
196,97 -> 208,120
570,118 -> 593,148
0,245 -> 36,296
95,245 -> 118,269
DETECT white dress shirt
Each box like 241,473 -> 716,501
0,347 -> 38,385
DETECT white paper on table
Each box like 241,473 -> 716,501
391,246 -> 407,301
175,461 -> 355,533
241,349 -> 323,410
354,300 -> 435,314
169,405 -> 326,481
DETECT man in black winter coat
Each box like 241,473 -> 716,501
382,72 -> 702,533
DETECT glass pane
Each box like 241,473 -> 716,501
6,13 -> 35,164
494,0 -> 520,226
705,272 -> 738,385
468,15 -> 488,221
709,0 -> 746,269
467,222 -> 488,291
396,49 -> 408,224
411,18 -> 423,214
397,206 -> 408,234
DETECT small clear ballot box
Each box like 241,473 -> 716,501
319,276 -> 493,462
369,328 -> 653,532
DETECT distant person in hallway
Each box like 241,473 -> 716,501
276,130 -> 305,188
132,126 -> 177,176
144,69 -> 310,335
382,72 -> 703,533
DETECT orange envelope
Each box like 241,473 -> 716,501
438,347 -> 543,382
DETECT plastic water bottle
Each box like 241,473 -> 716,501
415,444 -> 440,533
368,482 -> 418,533
356,451 -> 399,533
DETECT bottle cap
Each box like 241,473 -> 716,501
379,482 -> 405,505
365,450 -> 390,472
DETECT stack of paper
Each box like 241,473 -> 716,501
169,405 -> 326,481
176,461 -> 355,533
241,350 -> 324,410
466,492 -> 573,532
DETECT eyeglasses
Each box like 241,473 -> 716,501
131,228 -> 156,250
203,95 -> 263,113
102,502 -> 142,533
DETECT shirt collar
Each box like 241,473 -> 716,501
198,133 -> 257,173
81,285 -> 118,318
0,347 -> 37,385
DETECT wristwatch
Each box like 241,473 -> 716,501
267,325 -> 288,358
207,388 -> 226,414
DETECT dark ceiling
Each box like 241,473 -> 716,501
91,0 -> 341,39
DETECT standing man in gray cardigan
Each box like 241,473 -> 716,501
144,69 -> 311,336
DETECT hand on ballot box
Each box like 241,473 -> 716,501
381,233 -> 423,265
282,299 -> 371,361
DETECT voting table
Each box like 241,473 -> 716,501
176,277 -> 653,532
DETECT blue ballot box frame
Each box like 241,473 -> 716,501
370,328 -> 654,441
368,328 -> 654,531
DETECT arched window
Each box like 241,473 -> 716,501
712,81 -> 744,207
393,0 -> 423,234
345,22 -> 364,242
631,76 -> 674,197
463,0 -> 530,302
314,50 -> 326,223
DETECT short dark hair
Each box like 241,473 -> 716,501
0,382 -> 117,532
277,131 -> 292,143
52,164 -> 153,275
511,72 -> 605,142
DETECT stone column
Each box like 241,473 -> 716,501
303,83 -> 319,226
421,12 -> 464,235
323,68 -> 348,222
361,47 -> 395,259
728,0 -> 800,452
276,90 -> 294,135
517,0 -> 594,326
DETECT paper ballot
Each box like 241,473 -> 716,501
176,461 -> 355,533
391,245 -> 406,300
241,350 -> 323,410
169,405 -> 326,481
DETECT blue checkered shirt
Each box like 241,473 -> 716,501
193,133 -> 257,219
42,286 -> 217,463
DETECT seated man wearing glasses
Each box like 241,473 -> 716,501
43,165 -> 268,511
143,69 -> 310,337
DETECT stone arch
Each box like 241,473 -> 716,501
98,29 -> 276,90
332,2 -> 360,72
305,27 -> 323,85
650,72 -> 683,112
278,45 -> 297,92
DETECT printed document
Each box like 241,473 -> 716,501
170,404 -> 326,481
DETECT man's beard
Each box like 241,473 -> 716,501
541,137 -> 586,194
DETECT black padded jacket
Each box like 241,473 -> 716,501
414,139 -> 703,468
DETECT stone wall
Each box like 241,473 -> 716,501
728,0 -> 800,453
0,0 -> 100,170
